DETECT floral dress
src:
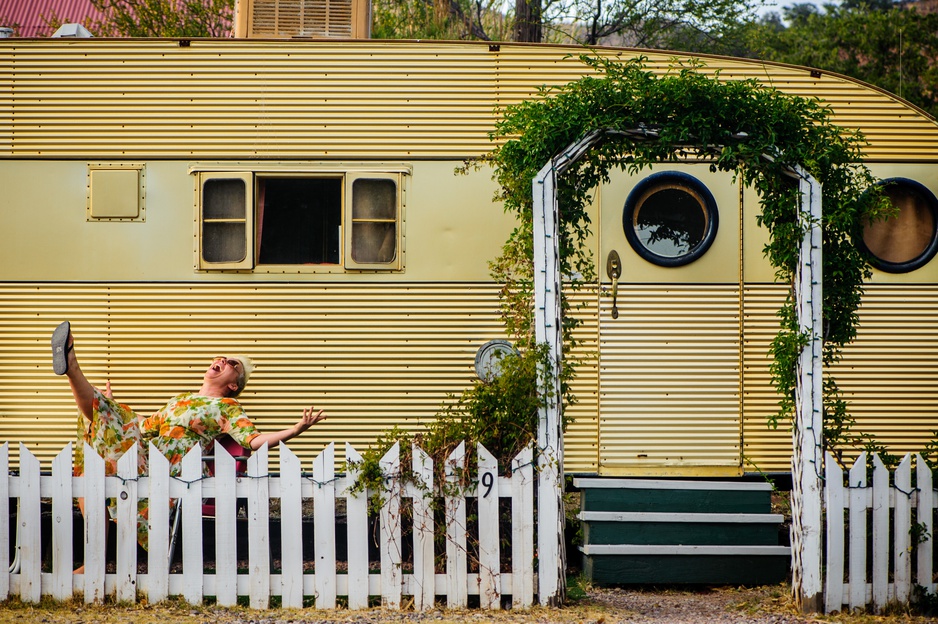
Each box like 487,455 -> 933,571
74,389 -> 259,549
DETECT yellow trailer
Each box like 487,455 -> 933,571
1,38 -> 937,476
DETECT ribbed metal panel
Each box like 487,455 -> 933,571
597,285 -> 742,475
3,40 -> 936,160
0,282 -> 599,472
741,284 -> 791,473
741,283 -> 938,473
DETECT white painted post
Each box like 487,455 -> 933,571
181,445 -> 204,604
511,443 -> 535,608
824,452 -> 844,613
412,445 -> 435,611
50,444 -> 74,600
248,444 -> 271,609
848,452 -> 868,611
379,442 -> 402,609
18,444 -> 41,603
871,454 -> 888,610
344,444 -> 369,609
445,441 -> 467,608
477,443 -> 501,609
82,443 -> 106,604
790,168 -> 824,612
894,454 -> 912,603
916,454 -> 934,594
280,444 -> 304,608
213,441 -> 238,607
115,445 -> 139,603
0,444 -> 9,600
312,442 -> 337,609
147,444 -> 171,603
532,132 -> 604,606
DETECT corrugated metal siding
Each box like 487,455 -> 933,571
2,40 -> 936,160
741,284 -> 791,473
597,285 -> 742,475
0,282 -> 600,472
833,285 -> 938,457
741,284 -> 938,473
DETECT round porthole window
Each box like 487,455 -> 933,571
622,172 -> 719,267
859,178 -> 938,273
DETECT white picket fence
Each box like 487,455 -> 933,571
824,451 -> 937,613
0,439 -> 537,609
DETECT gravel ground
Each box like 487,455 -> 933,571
0,584 -> 934,624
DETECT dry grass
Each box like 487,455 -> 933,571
0,583 -> 935,623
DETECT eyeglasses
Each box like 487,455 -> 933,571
212,356 -> 242,370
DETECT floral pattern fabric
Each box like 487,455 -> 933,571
74,389 -> 260,549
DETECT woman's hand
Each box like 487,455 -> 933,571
293,406 -> 326,435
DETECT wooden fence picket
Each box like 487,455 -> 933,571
82,443 -> 106,604
50,444 -> 73,600
247,444 -> 271,609
847,452 -> 867,611
148,443 -> 171,603
477,443 -> 500,609
0,444 -> 8,601
312,442 -> 337,609
379,442 -> 402,609
916,454 -> 934,594
893,454 -> 912,604
19,443 -> 41,603
445,441 -> 468,608
823,452 -> 844,614
344,443 -> 369,610
511,443 -> 534,608
823,451 -> 938,614
1,440 -> 540,610
872,453 -> 888,610
213,441 -> 238,607
280,443 -> 304,608
115,444 -> 138,604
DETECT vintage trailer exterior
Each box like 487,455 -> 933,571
2,38 -> 937,478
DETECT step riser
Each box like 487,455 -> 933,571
583,553 -> 791,585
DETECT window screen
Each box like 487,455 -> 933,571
257,177 -> 342,265
202,178 -> 248,263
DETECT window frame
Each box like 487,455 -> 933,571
858,177 -> 938,274
622,171 -> 719,268
192,164 -> 407,273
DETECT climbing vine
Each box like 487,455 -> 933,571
476,54 -> 891,457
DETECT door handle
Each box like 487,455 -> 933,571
606,250 -> 621,319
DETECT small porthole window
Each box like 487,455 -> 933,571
859,178 -> 938,273
623,172 -> 719,267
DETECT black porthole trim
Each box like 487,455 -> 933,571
622,171 -> 719,268
858,177 -> 938,274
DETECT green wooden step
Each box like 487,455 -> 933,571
574,478 -> 773,514
580,544 -> 791,585
580,511 -> 785,546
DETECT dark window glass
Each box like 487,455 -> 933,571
351,178 -> 397,264
860,178 -> 938,273
257,177 -> 341,265
202,178 -> 247,263
623,172 -> 718,267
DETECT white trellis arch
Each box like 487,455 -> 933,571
532,128 -> 824,610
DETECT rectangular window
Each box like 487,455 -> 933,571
196,169 -> 403,271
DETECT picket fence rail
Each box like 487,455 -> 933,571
824,451 -> 937,613
0,439 -> 537,609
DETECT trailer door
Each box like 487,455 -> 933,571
595,166 -> 744,476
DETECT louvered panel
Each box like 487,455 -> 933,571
4,41 -> 937,160
250,0 -> 352,38
0,283 -> 600,473
597,285 -> 742,475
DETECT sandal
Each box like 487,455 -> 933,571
51,321 -> 72,375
